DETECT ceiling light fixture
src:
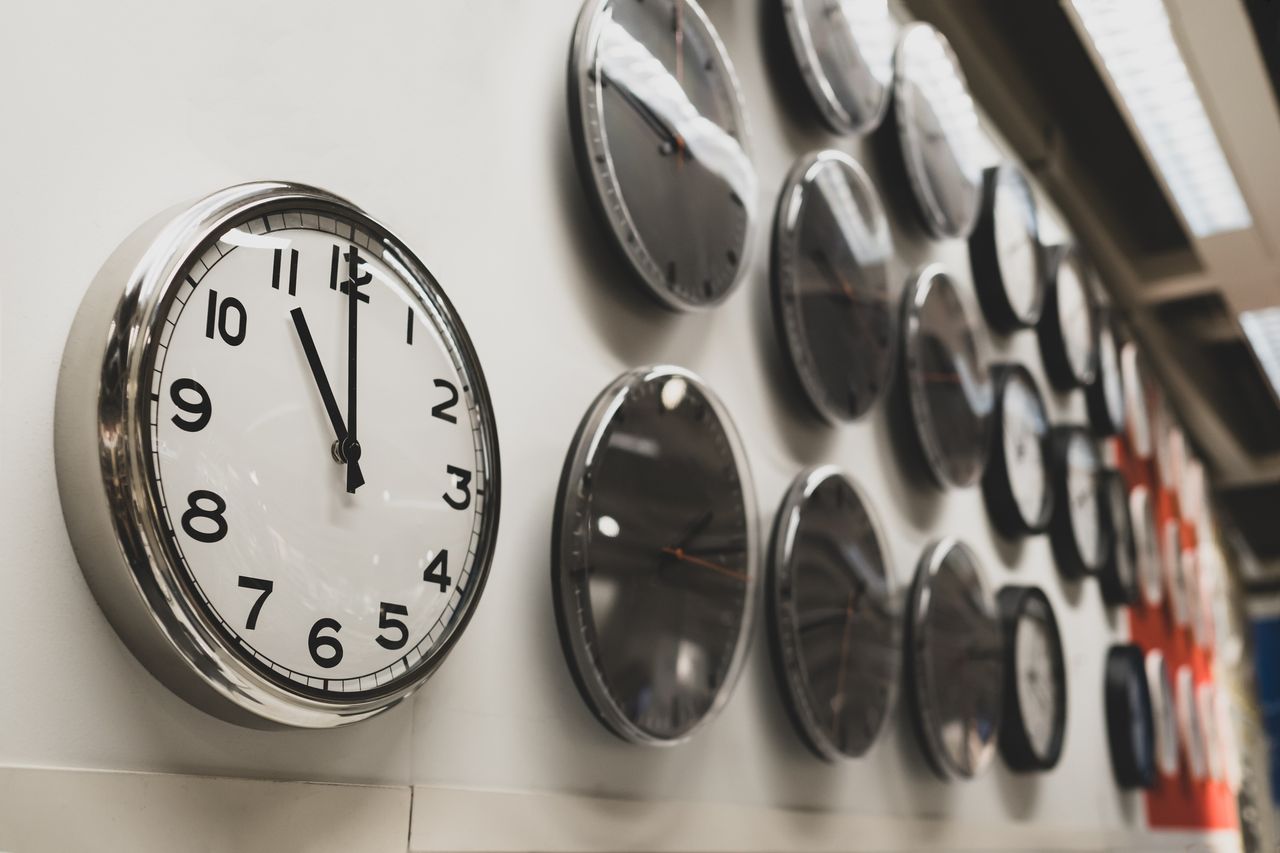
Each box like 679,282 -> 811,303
1240,308 -> 1280,403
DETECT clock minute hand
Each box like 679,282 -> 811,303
343,248 -> 368,495
290,307 -> 365,492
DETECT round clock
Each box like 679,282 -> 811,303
1047,427 -> 1109,579
771,149 -> 895,422
905,539 -> 1003,780
1099,472 -> 1140,606
1175,665 -> 1207,781
902,265 -> 994,489
981,364 -> 1052,538
969,165 -> 1045,332
997,586 -> 1067,772
1131,485 -> 1164,608
780,0 -> 896,135
1195,548 -> 1218,652
891,23 -> 985,239
1121,342 -> 1153,460
1105,643 -> 1156,789
1086,315 -> 1127,437
767,467 -> 901,761
1145,650 -> 1180,778
552,365 -> 758,744
1198,683 -> 1225,783
1163,519 -> 1190,627
569,0 -> 759,311
1152,395 -> 1177,488
54,182 -> 501,728
1037,246 -> 1099,390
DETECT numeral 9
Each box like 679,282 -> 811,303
170,378 -> 212,432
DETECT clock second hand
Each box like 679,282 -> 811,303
290,306 -> 365,492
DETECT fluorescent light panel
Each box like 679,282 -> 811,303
1070,0 -> 1251,237
1240,308 -> 1280,401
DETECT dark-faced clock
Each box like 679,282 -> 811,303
1105,644 -> 1156,789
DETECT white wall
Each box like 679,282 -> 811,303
0,0 -> 1178,848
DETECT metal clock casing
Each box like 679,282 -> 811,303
551,365 -> 759,745
997,586 -> 1067,773
1037,245 -> 1099,391
981,364 -> 1053,538
771,149 -> 896,423
54,182 -> 501,729
969,165 -> 1045,332
767,467 -> 901,761
1047,426 -> 1110,580
568,0 -> 759,311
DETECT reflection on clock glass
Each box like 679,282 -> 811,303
571,0 -> 757,309
1014,599 -> 1061,760
554,367 -> 756,743
773,150 -> 894,422
1001,370 -> 1049,527
1065,433 -> 1105,571
1056,251 -> 1098,384
771,468 -> 901,760
149,211 -> 492,697
992,170 -> 1041,321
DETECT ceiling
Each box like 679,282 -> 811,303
902,0 -> 1280,569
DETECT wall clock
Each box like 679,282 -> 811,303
997,586 -> 1066,772
779,0 -> 896,135
1037,246 -> 1099,391
1047,427 -> 1109,580
902,265 -> 993,489
1163,519 -> 1190,627
1145,649 -> 1180,778
55,182 -> 501,728
969,164 -> 1044,332
981,364 -> 1052,538
771,149 -> 895,422
1131,485 -> 1163,608
905,539 -> 1003,781
1104,643 -> 1156,789
767,466 -> 901,761
1098,472 -> 1139,606
1198,682 -> 1225,783
1151,394 -> 1178,488
552,365 -> 758,744
569,0 -> 758,311
890,23 -> 985,239
1175,665 -> 1207,781
1121,341 -> 1153,460
1194,549 -> 1217,652
1086,315 -> 1126,437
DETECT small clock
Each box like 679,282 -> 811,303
552,366 -> 758,744
767,467 -> 901,761
1194,549 -> 1218,651
1098,472 -> 1140,606
981,364 -> 1052,538
1104,644 -> 1156,789
1163,519 -> 1190,627
1145,650 -> 1180,778
905,539 -> 1003,781
569,0 -> 759,311
779,0 -> 896,135
1037,246 -> 1099,390
997,586 -> 1067,772
969,165 -> 1045,332
1152,394 -> 1178,488
55,183 -> 501,728
901,265 -> 994,489
771,150 -> 895,422
1121,342 -> 1154,460
1175,665 -> 1207,781
890,23 -> 985,239
1047,427 -> 1109,579
1198,683 -> 1225,783
1086,315 -> 1127,437
1131,485 -> 1164,608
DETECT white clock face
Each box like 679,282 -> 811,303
993,180 -> 1039,321
1145,651 -> 1179,777
147,212 -> 492,697
1066,436 -> 1102,570
1015,613 -> 1059,759
1176,666 -> 1207,780
1131,486 -> 1163,607
1056,259 -> 1095,383
1002,376 -> 1048,526
1163,519 -> 1189,626
1121,343 -> 1152,459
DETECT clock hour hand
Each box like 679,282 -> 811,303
290,307 -> 365,493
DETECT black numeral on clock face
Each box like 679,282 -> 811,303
432,379 -> 459,423
271,248 -> 299,296
204,290 -> 247,346
375,603 -> 409,650
424,550 -> 451,591
443,466 -> 472,510
169,378 -> 212,432
181,490 -> 228,543
308,618 -> 343,668
237,576 -> 273,629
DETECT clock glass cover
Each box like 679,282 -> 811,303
1099,472 -> 1140,606
552,365 -> 758,744
1175,665 -> 1207,780
1163,519 -> 1190,626
891,23 -> 985,239
1037,246 -> 1099,390
772,150 -> 895,422
1145,650 -> 1180,778
1047,427 -> 1109,579
902,266 -> 994,489
569,0 -> 758,310
1104,643 -> 1156,789
906,539 -> 1003,780
780,0 -> 896,134
970,165 -> 1044,331
1131,485 -> 1164,608
768,467 -> 901,761
55,183 -> 501,728
1198,682 -> 1225,782
998,586 -> 1067,772
1086,316 -> 1127,437
1121,342 -> 1154,459
982,364 -> 1052,538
